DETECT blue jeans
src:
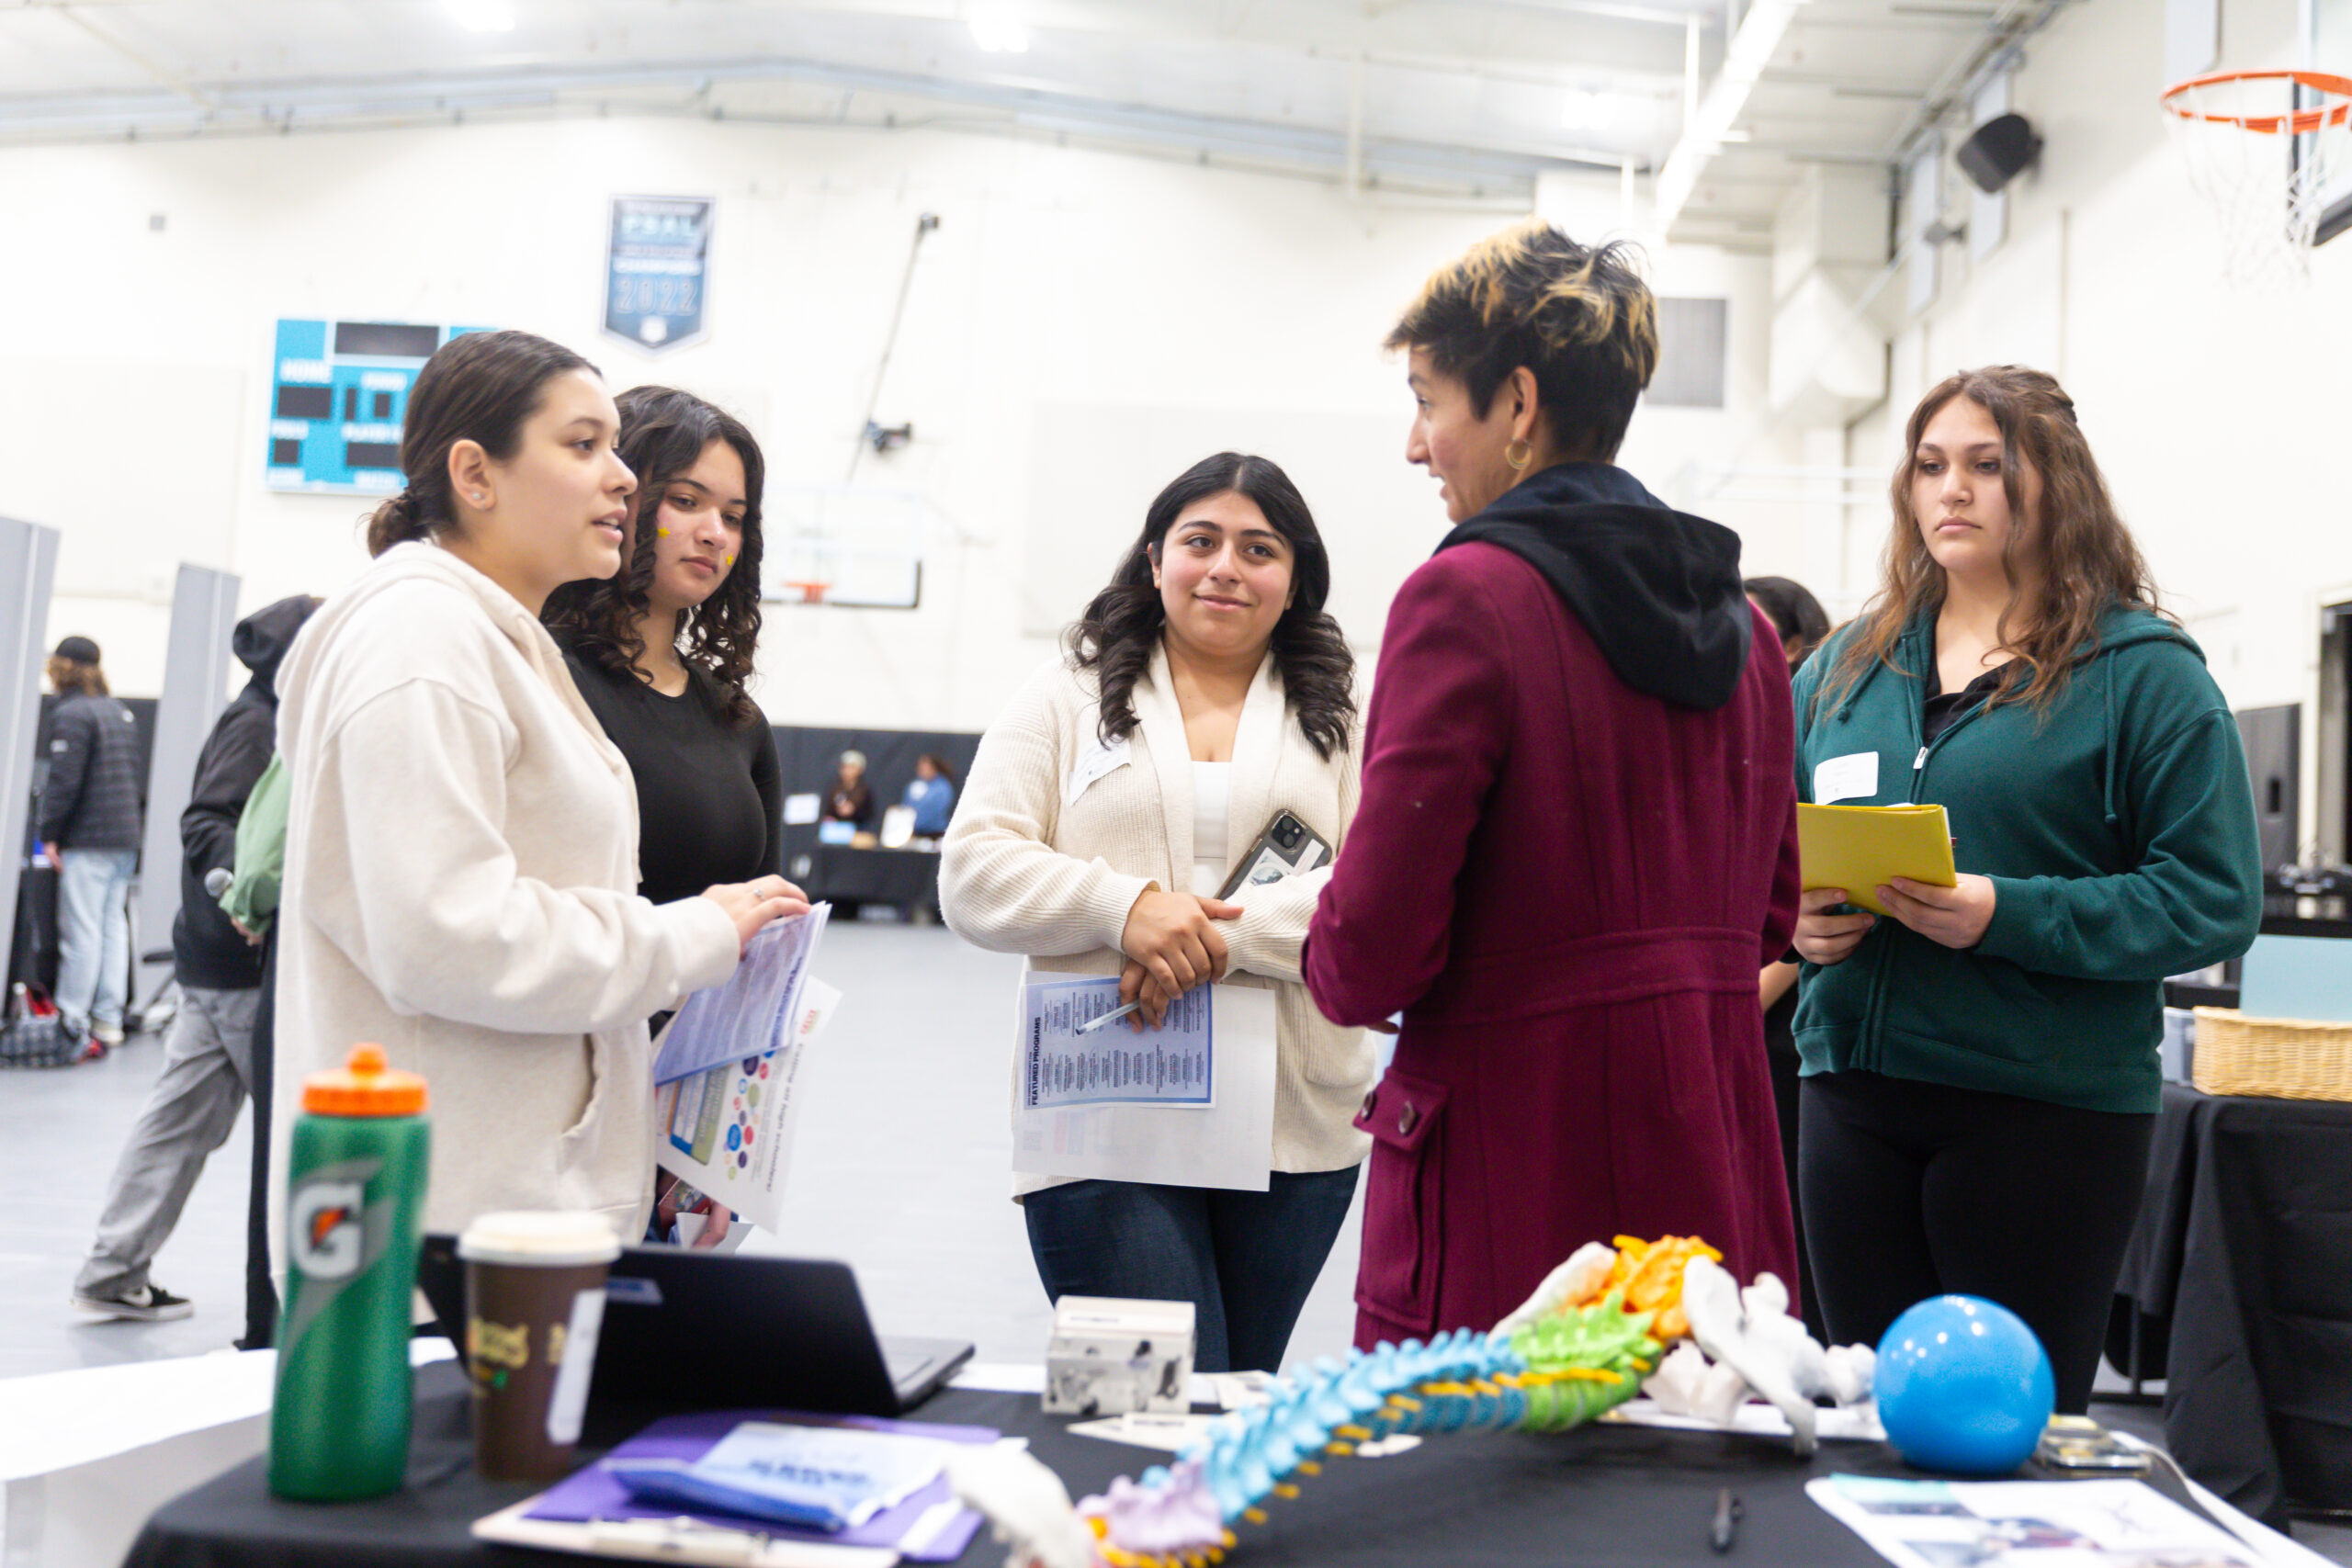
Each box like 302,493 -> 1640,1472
55,846 -> 136,1032
1023,1168 -> 1360,1373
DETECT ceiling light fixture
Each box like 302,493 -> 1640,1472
443,0 -> 515,34
968,2 -> 1029,53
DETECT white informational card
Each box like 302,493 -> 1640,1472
653,905 -> 831,1085
1012,972 -> 1278,1192
1022,976 -> 1214,1109
1066,1412 -> 1219,1450
1808,1474 -> 2278,1568
654,979 -> 841,1234
1604,1398 -> 1884,1443
1815,750 -> 1881,806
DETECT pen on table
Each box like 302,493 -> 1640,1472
1075,1001 -> 1142,1035
1710,1487 -> 1741,1553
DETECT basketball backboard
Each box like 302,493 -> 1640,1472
761,484 -> 931,610
2305,0 -> 2352,241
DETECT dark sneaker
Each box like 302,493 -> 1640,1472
72,1282 -> 195,1322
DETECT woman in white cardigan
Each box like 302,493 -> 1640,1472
940,452 -> 1371,1373
273,330 -> 807,1253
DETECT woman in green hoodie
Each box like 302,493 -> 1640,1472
1790,366 -> 2260,1414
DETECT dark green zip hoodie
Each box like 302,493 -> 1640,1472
1789,605 -> 2262,1114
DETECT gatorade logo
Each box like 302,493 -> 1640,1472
288,1179 -> 367,1280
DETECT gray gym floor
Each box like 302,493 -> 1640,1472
3,920 -> 2344,1562
0,922 -> 1364,1382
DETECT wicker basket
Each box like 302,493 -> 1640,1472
2189,1007 -> 2352,1101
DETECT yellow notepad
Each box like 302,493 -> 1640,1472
1796,803 -> 1957,918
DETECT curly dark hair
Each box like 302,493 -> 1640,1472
542,386 -> 766,728
1066,453 -> 1355,761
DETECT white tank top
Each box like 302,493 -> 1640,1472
1190,761 -> 1232,897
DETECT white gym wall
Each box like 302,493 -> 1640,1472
0,121 -> 1802,729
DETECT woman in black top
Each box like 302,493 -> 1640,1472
544,387 -> 785,907
545,386 -> 796,1246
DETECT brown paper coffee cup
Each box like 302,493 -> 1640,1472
457,1211 -> 623,1483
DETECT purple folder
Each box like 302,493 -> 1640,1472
524,1408 -> 998,1561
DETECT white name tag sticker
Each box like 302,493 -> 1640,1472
1065,737 -> 1131,807
1815,751 -> 1880,805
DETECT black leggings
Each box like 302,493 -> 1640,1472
1799,1070 -> 2154,1415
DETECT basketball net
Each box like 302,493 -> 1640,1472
2164,69 -> 2352,288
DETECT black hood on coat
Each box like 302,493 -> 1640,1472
231,594 -> 321,700
1435,461 -> 1753,710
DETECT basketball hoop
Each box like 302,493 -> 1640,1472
2162,68 -> 2352,288
778,580 -> 832,605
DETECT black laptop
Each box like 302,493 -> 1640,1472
418,1235 -> 973,1437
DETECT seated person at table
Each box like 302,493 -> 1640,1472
902,753 -> 957,841
820,750 -> 876,843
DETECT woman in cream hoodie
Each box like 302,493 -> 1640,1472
941,452 -> 1370,1374
272,330 -> 805,1251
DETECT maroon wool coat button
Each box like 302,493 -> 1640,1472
1397,1101 -> 1419,1135
1357,1091 -> 1377,1122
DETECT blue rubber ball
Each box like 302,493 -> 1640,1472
1874,1295 -> 2054,1475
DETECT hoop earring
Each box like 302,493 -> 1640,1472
1504,440 -> 1533,472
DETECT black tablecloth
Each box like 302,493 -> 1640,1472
128,1361 -> 2240,1568
2114,1082 -> 2352,1526
796,843 -> 941,911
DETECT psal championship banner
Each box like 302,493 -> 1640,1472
605,196 -> 712,353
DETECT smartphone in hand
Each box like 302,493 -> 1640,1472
1217,810 -> 1334,899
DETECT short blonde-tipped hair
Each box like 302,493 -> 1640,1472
1386,219 -> 1658,461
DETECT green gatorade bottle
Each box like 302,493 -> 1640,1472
268,1043 -> 431,1501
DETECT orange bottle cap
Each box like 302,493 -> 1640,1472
302,1043 -> 428,1116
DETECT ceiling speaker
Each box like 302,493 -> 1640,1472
1955,112 -> 2042,196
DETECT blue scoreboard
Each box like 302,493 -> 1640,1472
266,320 -> 482,494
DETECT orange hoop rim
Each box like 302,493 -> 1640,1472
2161,68 -> 2352,134
779,579 -> 832,604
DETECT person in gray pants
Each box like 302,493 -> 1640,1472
72,596 -> 316,1323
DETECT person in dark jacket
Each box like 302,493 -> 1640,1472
822,751 -> 876,832
38,636 -> 144,1049
70,597 -> 318,1323
1304,220 -> 1801,1348
1791,367 -> 2261,1414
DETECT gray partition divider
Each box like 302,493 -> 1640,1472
133,565 -> 242,1010
0,517 -> 61,983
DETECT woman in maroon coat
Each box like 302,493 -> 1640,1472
1304,221 -> 1802,1348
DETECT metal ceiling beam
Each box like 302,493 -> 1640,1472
1655,0 -> 1807,233
0,50 -> 1641,184
1415,0 -> 1724,26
